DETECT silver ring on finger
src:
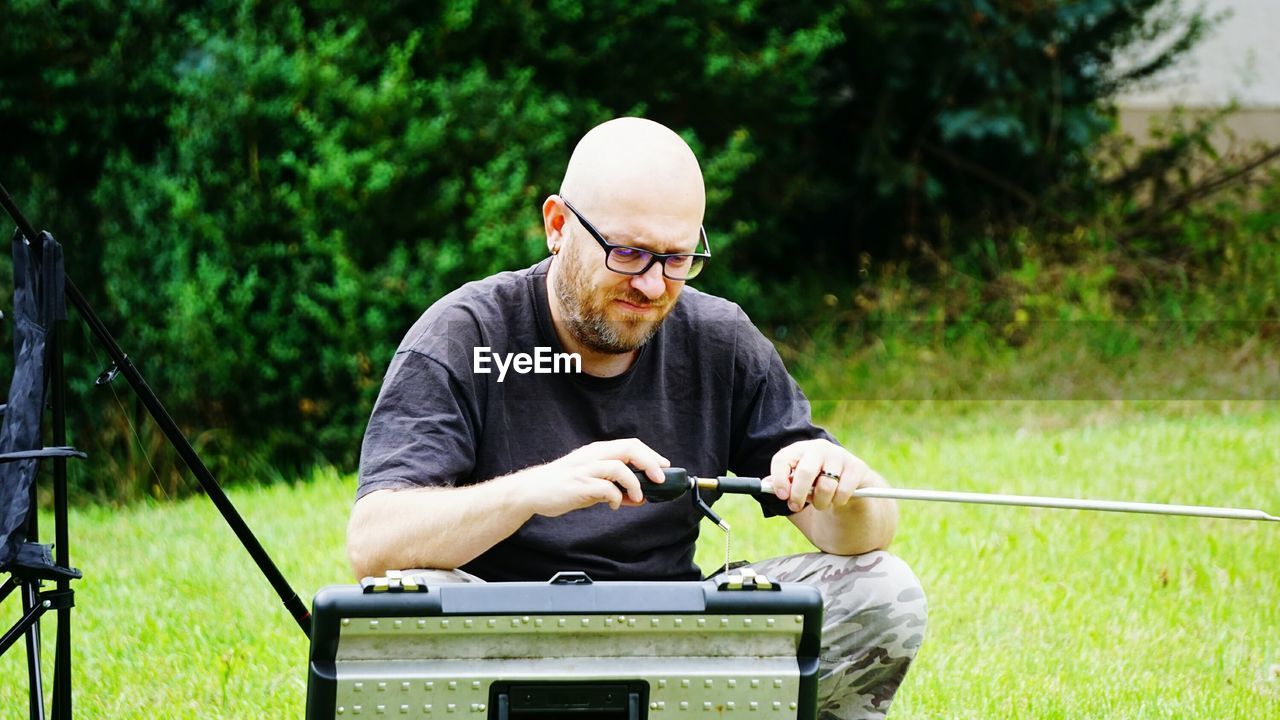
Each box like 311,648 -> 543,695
818,470 -> 841,482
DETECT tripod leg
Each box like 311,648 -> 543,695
52,605 -> 70,719
51,318 -> 72,719
22,582 -> 47,720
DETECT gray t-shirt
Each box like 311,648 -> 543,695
357,258 -> 834,581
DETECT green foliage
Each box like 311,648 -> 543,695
94,9 -> 591,477
777,149 -> 1280,405
0,0 -> 1215,497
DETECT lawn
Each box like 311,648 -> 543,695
3,400 -> 1278,718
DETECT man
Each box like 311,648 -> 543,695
348,117 -> 926,719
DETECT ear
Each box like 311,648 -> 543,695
542,195 -> 567,254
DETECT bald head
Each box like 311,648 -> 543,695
560,117 -> 705,230
541,118 -> 708,368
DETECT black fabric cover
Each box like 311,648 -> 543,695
11,540 -> 81,581
0,230 -> 65,568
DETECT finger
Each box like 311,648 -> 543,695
768,444 -> 806,501
811,446 -> 846,510
831,454 -> 864,508
586,475 -> 626,510
608,438 -> 670,484
789,448 -> 825,513
810,466 -> 841,511
596,459 -> 644,503
832,474 -> 857,508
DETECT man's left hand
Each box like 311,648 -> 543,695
766,439 -> 879,514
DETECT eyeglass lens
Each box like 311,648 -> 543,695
607,247 -> 705,280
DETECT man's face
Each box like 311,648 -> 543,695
552,204 -> 695,354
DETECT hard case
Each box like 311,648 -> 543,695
307,574 -> 822,719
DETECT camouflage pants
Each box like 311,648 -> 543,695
732,552 -> 927,720
411,550 -> 926,720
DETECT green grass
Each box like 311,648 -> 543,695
3,400 -> 1278,718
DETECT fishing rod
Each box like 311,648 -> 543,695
630,468 -> 1280,523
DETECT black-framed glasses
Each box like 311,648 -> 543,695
562,198 -> 711,281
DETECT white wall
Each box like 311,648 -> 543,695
1120,0 -> 1280,109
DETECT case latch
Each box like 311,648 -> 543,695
360,569 -> 430,593
716,567 -> 779,591
548,571 -> 594,585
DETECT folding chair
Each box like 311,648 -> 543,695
0,229 -> 86,720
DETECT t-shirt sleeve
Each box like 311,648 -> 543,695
356,348 -> 478,501
726,316 -> 837,518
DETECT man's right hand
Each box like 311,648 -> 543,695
348,438 -> 671,578
514,439 -> 671,517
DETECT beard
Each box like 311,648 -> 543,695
552,247 -> 674,354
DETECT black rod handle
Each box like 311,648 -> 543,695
629,467 -> 689,502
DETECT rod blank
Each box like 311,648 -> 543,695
755,480 -> 1279,522
637,471 -> 1277,522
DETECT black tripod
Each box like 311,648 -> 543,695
0,181 -> 311,719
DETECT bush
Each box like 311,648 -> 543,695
0,0 -> 1213,498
